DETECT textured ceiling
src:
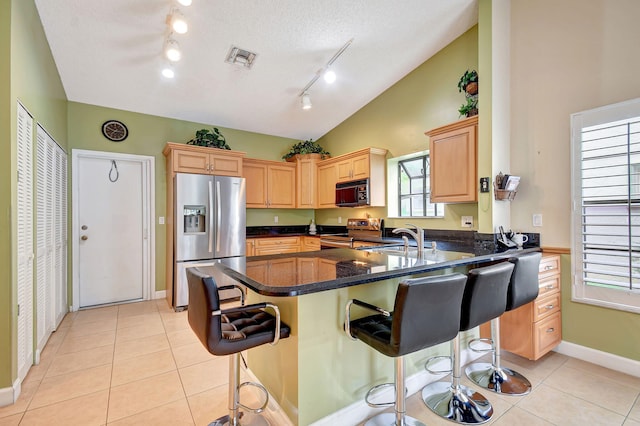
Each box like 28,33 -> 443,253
35,0 -> 478,140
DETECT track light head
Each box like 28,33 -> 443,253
301,93 -> 312,110
165,38 -> 181,62
161,64 -> 175,78
323,69 -> 336,84
170,9 -> 188,34
177,0 -> 192,6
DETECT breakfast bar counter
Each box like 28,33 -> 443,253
198,246 -> 539,425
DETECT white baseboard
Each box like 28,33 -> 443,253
154,290 -> 166,300
0,379 -> 21,408
310,347 -> 485,426
554,341 -> 640,378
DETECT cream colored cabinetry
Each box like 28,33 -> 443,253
163,142 -> 245,176
499,254 -> 562,361
243,159 -> 296,208
163,143 -> 246,308
425,116 -> 477,203
316,147 -> 387,208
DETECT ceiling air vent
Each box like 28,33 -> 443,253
225,46 -> 257,69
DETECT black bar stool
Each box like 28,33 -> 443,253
345,273 -> 468,426
465,252 -> 542,395
422,262 -> 514,425
186,267 -> 291,426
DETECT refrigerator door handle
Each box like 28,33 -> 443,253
208,180 -> 214,253
216,180 -> 221,252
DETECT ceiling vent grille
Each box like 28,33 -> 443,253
225,46 -> 257,69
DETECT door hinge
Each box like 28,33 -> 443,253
17,304 -> 20,316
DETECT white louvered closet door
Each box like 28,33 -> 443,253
35,125 -> 68,358
35,127 -> 52,354
54,146 -> 68,327
17,102 -> 34,381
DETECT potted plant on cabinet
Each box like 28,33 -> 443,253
186,128 -> 231,150
282,139 -> 330,162
458,69 -> 478,95
458,96 -> 478,118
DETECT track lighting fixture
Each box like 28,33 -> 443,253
161,63 -> 175,78
298,38 -> 353,109
170,9 -> 188,34
301,93 -> 312,110
165,37 -> 181,62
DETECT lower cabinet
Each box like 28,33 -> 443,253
495,254 -> 562,360
245,236 -> 320,256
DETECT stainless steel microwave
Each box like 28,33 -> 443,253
336,179 -> 369,207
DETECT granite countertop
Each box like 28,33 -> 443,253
205,246 -> 541,297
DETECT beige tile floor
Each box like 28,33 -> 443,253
0,299 -> 638,426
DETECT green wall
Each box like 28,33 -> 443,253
316,27 -> 479,230
67,102 -> 306,292
0,0 -> 13,392
2,0 -> 68,391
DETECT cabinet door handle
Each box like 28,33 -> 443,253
546,327 -> 555,333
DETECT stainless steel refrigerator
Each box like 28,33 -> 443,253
173,173 -> 246,309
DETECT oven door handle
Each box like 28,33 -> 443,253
320,239 -> 354,248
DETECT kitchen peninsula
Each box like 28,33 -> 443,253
201,246 -> 540,425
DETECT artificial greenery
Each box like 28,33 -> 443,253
187,128 -> 231,150
457,69 -> 478,93
282,139 -> 330,160
458,96 -> 478,117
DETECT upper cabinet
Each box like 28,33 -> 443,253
316,147 -> 387,209
426,116 -> 478,203
163,142 -> 245,177
243,159 -> 296,208
295,156 -> 320,209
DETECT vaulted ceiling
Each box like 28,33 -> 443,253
35,0 -> 478,140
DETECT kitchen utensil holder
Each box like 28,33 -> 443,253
494,186 -> 517,201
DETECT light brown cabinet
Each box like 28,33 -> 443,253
163,142 -> 245,177
243,159 -> 296,208
301,236 -> 321,251
498,254 -> 562,360
248,237 -> 300,256
295,156 -> 320,208
425,116 -> 478,203
316,147 -> 387,208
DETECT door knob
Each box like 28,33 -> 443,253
81,225 -> 88,230
81,235 -> 88,241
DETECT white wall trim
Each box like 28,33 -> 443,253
309,347 -> 484,426
71,150 -> 155,311
554,341 -> 640,378
0,379 -> 21,408
154,290 -> 166,300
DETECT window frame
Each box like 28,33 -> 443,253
387,150 -> 443,219
571,98 -> 640,314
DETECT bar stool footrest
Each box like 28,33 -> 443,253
425,355 -> 452,375
364,382 -> 399,408
468,337 -> 494,353
238,381 -> 269,414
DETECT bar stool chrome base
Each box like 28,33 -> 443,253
465,362 -> 532,395
421,381 -> 493,425
209,411 -> 270,426
365,412 -> 425,426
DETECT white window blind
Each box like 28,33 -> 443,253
571,98 -> 640,313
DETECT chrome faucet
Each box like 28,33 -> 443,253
392,223 -> 425,254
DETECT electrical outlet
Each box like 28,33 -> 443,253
461,216 -> 473,228
533,214 -> 543,227
158,216 -> 165,225
338,216 -> 342,224
274,216 -> 279,223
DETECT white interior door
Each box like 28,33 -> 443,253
73,151 -> 154,309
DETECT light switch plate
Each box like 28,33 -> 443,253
533,214 -> 543,227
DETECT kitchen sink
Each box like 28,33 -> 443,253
360,244 -> 433,258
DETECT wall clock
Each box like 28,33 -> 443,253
102,120 -> 128,142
